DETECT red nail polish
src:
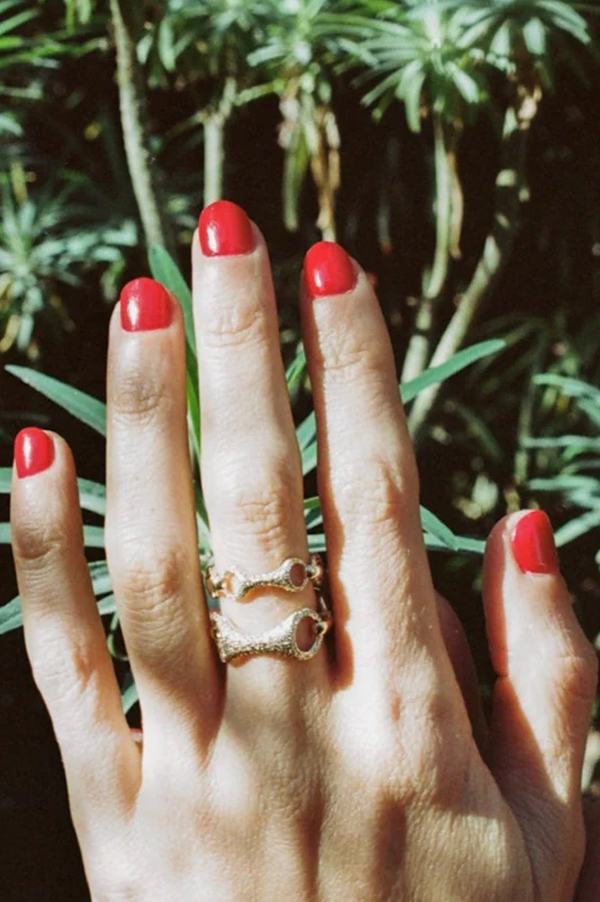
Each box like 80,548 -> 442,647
198,200 -> 254,257
511,510 -> 559,574
120,278 -> 172,332
304,242 -> 357,297
14,428 -> 54,478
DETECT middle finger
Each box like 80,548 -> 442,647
194,201 -> 328,709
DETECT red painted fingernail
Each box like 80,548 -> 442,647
120,278 -> 172,332
14,428 -> 54,479
304,241 -> 357,297
511,510 -> 559,574
198,200 -> 254,257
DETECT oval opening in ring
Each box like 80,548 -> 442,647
289,561 -> 307,590
294,611 -> 321,654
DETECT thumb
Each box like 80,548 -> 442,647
483,510 -> 598,900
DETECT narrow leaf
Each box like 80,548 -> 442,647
554,509 -> 600,547
400,339 -> 505,404
148,245 -> 195,353
420,506 -> 458,551
5,365 -> 106,436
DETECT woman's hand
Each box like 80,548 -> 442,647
10,201 -> 597,902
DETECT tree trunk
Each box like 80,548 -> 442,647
407,102 -> 532,442
110,0 -> 172,251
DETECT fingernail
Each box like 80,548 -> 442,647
198,200 -> 254,257
304,241 -> 357,297
14,428 -> 54,479
120,278 -> 172,332
511,510 -> 559,574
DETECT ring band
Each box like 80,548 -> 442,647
205,553 -> 324,602
210,594 -> 332,663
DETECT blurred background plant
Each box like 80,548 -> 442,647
1,1 -> 600,895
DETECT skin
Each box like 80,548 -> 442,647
9,218 -> 598,902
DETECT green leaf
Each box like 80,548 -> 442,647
5,366 -> 106,436
97,594 -> 117,615
426,533 -> 485,555
0,467 -> 11,491
304,495 -> 323,530
489,20 -> 512,61
296,411 -> 316,453
301,440 -> 318,477
83,525 -> 105,548
0,596 -> 22,634
554,509 -> 600,547
148,246 -> 195,354
528,476 -> 600,494
0,8 -> 37,38
158,16 -> 176,71
523,18 -> 547,56
523,437 -> 600,451
148,246 -> 200,460
77,479 -> 106,515
577,399 -> 600,429
120,673 -> 138,714
400,339 -> 505,404
452,69 -> 480,105
420,506 -> 458,551
89,561 -> 112,596
308,532 -> 326,553
534,373 -> 600,405
286,344 -> 307,398
299,340 -> 506,477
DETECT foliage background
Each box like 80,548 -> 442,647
1,1 -> 600,898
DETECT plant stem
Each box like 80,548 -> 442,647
401,113 -> 452,383
109,0 -> 171,251
426,112 -> 453,300
310,104 -> 340,242
202,79 -> 237,207
514,327 -> 551,490
203,114 -> 225,207
407,104 -> 531,442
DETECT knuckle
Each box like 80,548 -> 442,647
214,456 -> 302,550
553,642 -> 598,707
108,538 -> 187,622
392,684 -> 466,804
110,366 -> 168,426
328,457 -> 417,528
12,516 -> 73,570
201,301 -> 267,351
318,324 -> 387,383
27,625 -> 100,712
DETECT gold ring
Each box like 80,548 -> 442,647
210,594 -> 332,663
205,553 -> 324,602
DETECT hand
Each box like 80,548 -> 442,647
10,201 -> 597,902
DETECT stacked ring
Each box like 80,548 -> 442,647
204,554 -> 332,663
205,553 -> 324,602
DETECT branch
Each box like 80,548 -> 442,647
407,103 -> 532,442
110,0 -> 173,252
